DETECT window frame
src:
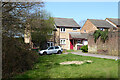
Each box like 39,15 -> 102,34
84,30 -> 86,32
77,40 -> 82,44
99,28 -> 104,31
73,28 -> 77,31
47,42 -> 53,47
60,27 -> 66,32
60,39 -> 66,44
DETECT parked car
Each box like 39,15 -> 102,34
39,46 -> 63,55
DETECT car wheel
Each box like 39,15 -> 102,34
43,52 -> 47,55
39,53 -> 42,56
57,51 -> 62,54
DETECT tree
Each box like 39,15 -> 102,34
79,20 -> 86,28
2,2 -> 46,78
2,2 -> 44,37
26,10 -> 54,49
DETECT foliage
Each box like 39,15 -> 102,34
100,30 -> 108,43
93,30 -> 101,43
93,30 -> 108,43
29,12 -> 54,49
2,2 -> 44,37
15,54 -> 118,78
2,36 -> 39,78
2,2 -> 44,78
81,45 -> 88,52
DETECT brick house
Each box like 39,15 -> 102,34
81,18 -> 119,56
80,19 -> 115,33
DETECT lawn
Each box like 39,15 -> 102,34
15,53 -> 118,78
63,49 -> 81,53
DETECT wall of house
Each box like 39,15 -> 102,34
88,31 -> 118,56
55,27 -> 80,50
24,26 -> 31,44
80,20 -> 98,33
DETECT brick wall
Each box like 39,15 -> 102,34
88,31 -> 118,56
80,20 -> 98,33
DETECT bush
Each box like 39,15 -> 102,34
81,45 -> 88,52
2,36 -> 39,78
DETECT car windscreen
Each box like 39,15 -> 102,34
55,46 -> 59,49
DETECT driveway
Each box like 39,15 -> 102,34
63,51 -> 119,60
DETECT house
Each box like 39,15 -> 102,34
24,23 -> 33,48
80,19 -> 115,33
105,18 -> 119,30
24,17 -> 88,50
52,17 -> 81,50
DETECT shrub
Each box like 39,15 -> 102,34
2,36 -> 39,78
81,45 -> 88,52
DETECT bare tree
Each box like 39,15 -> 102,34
79,20 -> 86,29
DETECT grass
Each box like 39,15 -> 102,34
14,53 -> 118,78
66,50 -> 81,52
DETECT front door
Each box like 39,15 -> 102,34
70,40 -> 73,49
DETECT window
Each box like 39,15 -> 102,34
48,47 -> 54,50
60,39 -> 66,44
77,40 -> 82,44
47,42 -> 53,47
73,28 -> 77,31
55,46 -> 59,49
60,28 -> 65,32
99,28 -> 104,31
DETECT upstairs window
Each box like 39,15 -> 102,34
99,28 -> 104,31
60,28 -> 65,32
73,28 -> 77,31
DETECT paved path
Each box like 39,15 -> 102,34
63,51 -> 119,60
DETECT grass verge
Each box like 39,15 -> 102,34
14,53 -> 118,78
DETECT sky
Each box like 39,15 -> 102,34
44,2 -> 118,26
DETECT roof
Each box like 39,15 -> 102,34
69,32 -> 88,39
54,17 -> 80,28
88,19 -> 114,28
106,18 -> 120,25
